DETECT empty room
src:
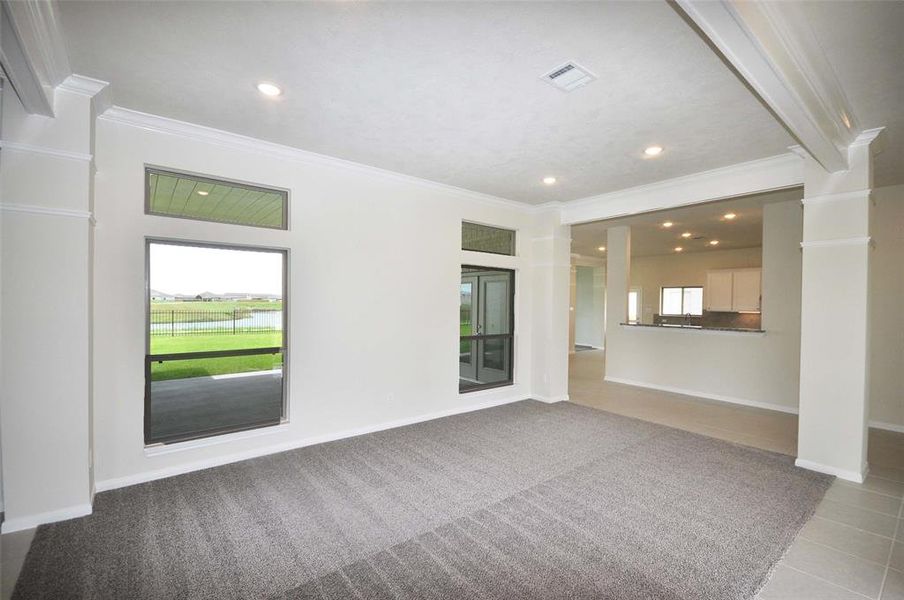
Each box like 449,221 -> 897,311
1,1 -> 903,599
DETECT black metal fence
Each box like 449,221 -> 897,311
150,309 -> 282,336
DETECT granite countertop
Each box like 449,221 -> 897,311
620,322 -> 765,333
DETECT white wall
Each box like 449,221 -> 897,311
869,185 -> 904,430
90,112 -> 549,491
0,86 -> 96,530
630,247 -> 763,324
574,265 -> 604,347
604,199 -> 803,413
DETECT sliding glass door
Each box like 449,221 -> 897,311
459,266 -> 514,392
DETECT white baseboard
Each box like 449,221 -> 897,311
870,420 -> 904,434
534,394 -> 569,404
603,376 -> 799,415
96,393 -> 530,493
602,377 -> 904,434
1,503 -> 93,534
795,458 -> 867,483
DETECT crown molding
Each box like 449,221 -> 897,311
560,152 -> 802,225
849,127 -> 886,153
0,139 -> 93,163
58,74 -> 109,98
98,106 -> 535,213
530,201 -> 565,214
0,0 -> 71,116
675,0 -> 858,173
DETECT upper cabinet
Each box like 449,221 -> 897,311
705,270 -> 734,311
731,269 -> 762,312
705,268 -> 761,313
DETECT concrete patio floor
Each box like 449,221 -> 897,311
150,370 -> 283,441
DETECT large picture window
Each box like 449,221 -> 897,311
460,266 -> 514,392
145,240 -> 287,444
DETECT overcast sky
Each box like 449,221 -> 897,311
149,243 -> 283,296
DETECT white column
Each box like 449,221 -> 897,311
796,131 -> 883,482
0,80 -> 103,531
530,212 -> 571,403
603,226 -> 630,373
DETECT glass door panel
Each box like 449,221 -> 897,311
460,267 -> 513,392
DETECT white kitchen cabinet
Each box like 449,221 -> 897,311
732,269 -> 762,312
705,270 -> 734,311
705,268 -> 761,312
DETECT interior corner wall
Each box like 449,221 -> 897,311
91,115 -> 537,491
604,198 -> 803,413
869,184 -> 904,430
630,247 -> 763,325
528,216 -> 571,403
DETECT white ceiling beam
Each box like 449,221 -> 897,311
0,0 -> 71,116
675,0 -> 859,173
560,153 -> 802,226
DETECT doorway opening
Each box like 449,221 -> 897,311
459,266 -> 514,393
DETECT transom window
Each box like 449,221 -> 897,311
661,286 -> 703,316
146,167 -> 288,230
462,222 -> 516,256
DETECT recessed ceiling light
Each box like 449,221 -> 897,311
196,190 -> 209,196
644,146 -> 664,157
256,82 -> 282,97
597,246 -> 606,252
681,232 -> 692,238
543,176 -> 557,185
674,246 -> 683,252
709,240 -> 720,246
723,213 -> 737,220
662,221 -> 673,228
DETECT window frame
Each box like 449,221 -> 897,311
144,165 -> 290,231
659,285 -> 704,317
144,237 -> 290,446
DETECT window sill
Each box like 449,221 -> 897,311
144,421 -> 290,457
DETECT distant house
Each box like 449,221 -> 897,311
150,289 -> 176,301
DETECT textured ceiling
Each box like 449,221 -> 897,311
58,1 -> 795,204
571,188 -> 802,258
803,1 -> 904,189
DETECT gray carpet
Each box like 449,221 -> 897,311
13,400 -> 830,600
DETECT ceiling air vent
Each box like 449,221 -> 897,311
542,61 -> 597,92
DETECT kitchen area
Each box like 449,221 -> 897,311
568,187 -> 804,412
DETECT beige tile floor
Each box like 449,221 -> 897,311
571,349 -> 904,599
1,528 -> 35,600
0,351 -> 901,598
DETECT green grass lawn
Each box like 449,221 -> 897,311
150,332 -> 283,381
